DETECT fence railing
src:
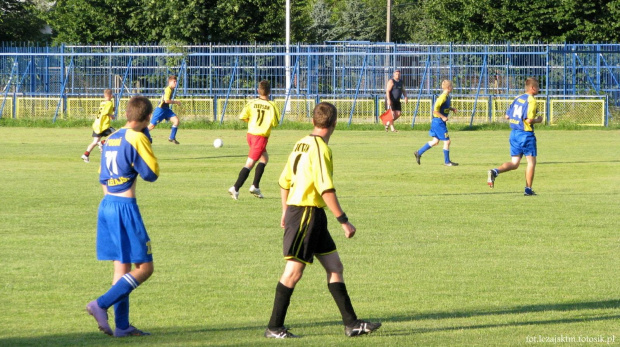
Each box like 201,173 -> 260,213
3,93 -> 607,127
0,42 -> 617,126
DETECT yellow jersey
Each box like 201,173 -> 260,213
239,98 -> 280,137
279,135 -> 335,207
92,100 -> 114,134
157,86 -> 174,109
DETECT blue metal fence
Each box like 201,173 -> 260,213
1,42 -> 618,122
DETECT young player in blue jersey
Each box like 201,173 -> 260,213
148,75 -> 182,144
86,96 -> 160,337
82,89 -> 115,163
488,77 -> 543,196
414,80 -> 458,166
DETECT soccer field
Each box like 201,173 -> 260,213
0,127 -> 618,346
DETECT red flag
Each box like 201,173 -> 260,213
379,109 -> 393,125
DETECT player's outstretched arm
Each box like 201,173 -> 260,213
322,190 -> 356,238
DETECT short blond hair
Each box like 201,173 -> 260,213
441,80 -> 453,89
525,77 -> 539,90
103,89 -> 113,97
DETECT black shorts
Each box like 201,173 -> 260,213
92,127 -> 115,138
385,99 -> 401,112
283,206 -> 337,264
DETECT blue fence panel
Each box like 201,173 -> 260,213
1,42 -> 619,121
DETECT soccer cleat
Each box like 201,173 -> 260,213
249,185 -> 264,198
444,161 -> 459,166
264,327 -> 299,339
524,187 -> 537,196
414,151 -> 421,165
487,169 -> 497,188
86,300 -> 113,336
168,138 -> 180,144
345,320 -> 382,337
114,325 -> 151,337
81,154 -> 90,163
228,186 -> 239,200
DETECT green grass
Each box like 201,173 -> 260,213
0,126 -> 619,346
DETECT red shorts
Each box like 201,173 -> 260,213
247,133 -> 269,161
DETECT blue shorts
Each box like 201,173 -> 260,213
509,130 -> 537,157
96,195 -> 153,263
150,107 -> 176,126
429,118 -> 449,140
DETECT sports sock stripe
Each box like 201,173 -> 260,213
122,274 -> 139,289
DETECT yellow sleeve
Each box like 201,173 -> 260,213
239,102 -> 252,121
312,143 -> 335,195
271,102 -> 280,127
278,155 -> 292,190
126,130 -> 159,181
527,95 -> 537,120
434,93 -> 448,112
164,87 -> 173,101
103,101 -> 114,118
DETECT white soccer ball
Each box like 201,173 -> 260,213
213,138 -> 223,148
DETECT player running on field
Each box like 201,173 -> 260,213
414,80 -> 459,166
264,102 -> 381,339
86,96 -> 159,337
487,77 -> 543,196
148,75 -> 181,144
228,80 -> 280,200
82,89 -> 115,163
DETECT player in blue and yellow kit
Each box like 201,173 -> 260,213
264,102 -> 381,339
414,80 -> 459,166
82,89 -> 115,163
228,80 -> 280,200
148,75 -> 181,144
86,96 -> 160,337
488,77 -> 543,196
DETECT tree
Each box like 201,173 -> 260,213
306,0 -> 337,43
0,0 -> 47,42
332,0 -> 383,41
45,0 -> 144,44
138,0 -> 213,44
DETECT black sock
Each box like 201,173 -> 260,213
328,282 -> 357,326
234,167 -> 251,191
268,282 -> 294,329
252,163 -> 266,188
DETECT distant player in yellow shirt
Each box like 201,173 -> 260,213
82,89 -> 115,163
228,80 -> 280,200
264,102 -> 381,338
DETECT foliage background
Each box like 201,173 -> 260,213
3,0 -> 620,44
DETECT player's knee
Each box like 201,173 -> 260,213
282,270 -> 303,285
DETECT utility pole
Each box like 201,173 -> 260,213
386,0 -> 391,42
